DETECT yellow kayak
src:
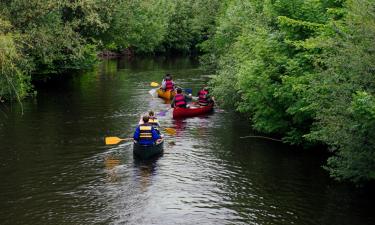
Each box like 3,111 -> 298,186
157,89 -> 176,100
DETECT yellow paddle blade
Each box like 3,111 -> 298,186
150,82 -> 159,87
105,137 -> 132,145
164,128 -> 176,135
105,137 -> 123,145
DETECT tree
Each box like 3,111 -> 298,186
306,0 -> 375,183
0,17 -> 31,102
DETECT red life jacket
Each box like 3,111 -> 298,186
174,94 -> 186,107
165,80 -> 174,91
198,90 -> 209,105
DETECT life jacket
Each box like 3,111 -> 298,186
174,94 -> 186,108
165,80 -> 174,91
149,116 -> 159,129
198,90 -> 209,106
139,124 -> 153,140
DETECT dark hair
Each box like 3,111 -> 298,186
142,115 -> 149,123
165,73 -> 172,80
148,111 -> 154,116
176,88 -> 182,94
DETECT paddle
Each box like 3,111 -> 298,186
106,127 -> 176,145
183,88 -> 192,94
105,137 -> 133,145
149,88 -> 158,97
150,82 -> 159,87
151,82 -> 192,94
164,127 -> 176,135
157,107 -> 173,116
175,85 -> 192,94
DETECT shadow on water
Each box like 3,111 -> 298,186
133,157 -> 161,192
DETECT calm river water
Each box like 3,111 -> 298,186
0,57 -> 374,225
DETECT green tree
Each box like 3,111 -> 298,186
161,0 -> 221,53
306,0 -> 375,183
102,0 -> 171,53
205,0 -> 342,144
1,0 -> 102,76
0,17 -> 31,102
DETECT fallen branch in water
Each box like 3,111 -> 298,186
239,135 -> 283,142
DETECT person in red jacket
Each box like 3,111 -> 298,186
197,86 -> 213,106
161,74 -> 175,91
171,88 -> 192,108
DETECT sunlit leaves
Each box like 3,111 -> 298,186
0,19 -> 31,101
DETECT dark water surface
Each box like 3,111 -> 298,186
0,57 -> 374,225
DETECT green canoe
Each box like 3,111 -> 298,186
133,139 -> 164,159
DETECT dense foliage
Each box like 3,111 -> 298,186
0,0 -> 220,100
0,18 -> 31,101
1,0 -> 374,183
204,0 -> 375,184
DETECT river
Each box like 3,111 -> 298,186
0,57 -> 374,225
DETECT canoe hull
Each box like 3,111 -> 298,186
173,103 -> 214,119
157,89 -> 176,100
133,140 -> 164,159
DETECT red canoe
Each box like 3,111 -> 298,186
173,103 -> 214,119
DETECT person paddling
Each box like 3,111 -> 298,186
197,86 -> 213,106
161,74 -> 175,91
171,88 -> 192,108
133,116 -> 161,145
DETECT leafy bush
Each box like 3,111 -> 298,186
0,18 -> 31,101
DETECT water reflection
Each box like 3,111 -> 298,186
172,119 -> 187,137
133,158 -> 159,192
0,57 -> 374,225
104,155 -> 121,183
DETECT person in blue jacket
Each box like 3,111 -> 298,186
133,115 -> 161,145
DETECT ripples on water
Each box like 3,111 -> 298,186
0,57 -> 374,225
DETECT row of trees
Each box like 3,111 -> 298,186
205,0 -> 375,184
0,0 -> 220,100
